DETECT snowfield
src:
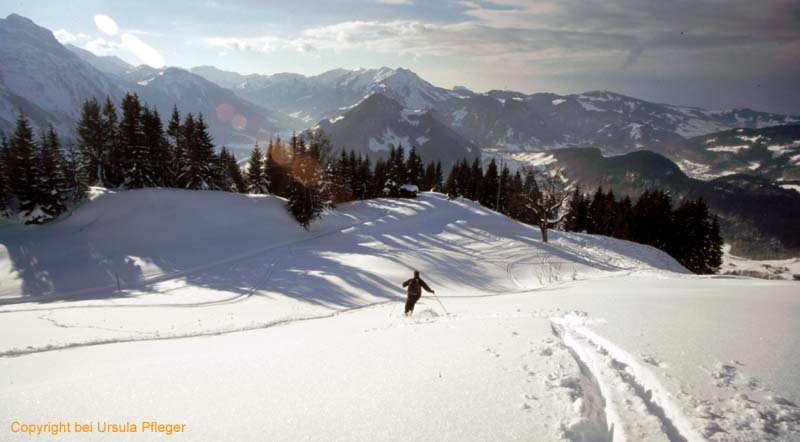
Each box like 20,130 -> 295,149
1,189 -> 798,442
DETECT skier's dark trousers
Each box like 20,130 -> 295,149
402,271 -> 434,316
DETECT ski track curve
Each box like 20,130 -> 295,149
550,313 -> 708,442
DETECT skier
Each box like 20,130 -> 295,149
402,270 -> 434,316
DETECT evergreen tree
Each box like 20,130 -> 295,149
217,147 -> 244,192
8,114 -> 39,222
331,149 -> 354,203
76,97 -> 107,186
354,154 -> 372,199
0,132 -> 9,213
405,145 -> 424,186
631,190 -> 674,251
468,157 -> 482,200
422,162 -> 436,191
36,127 -> 69,220
246,143 -> 269,194
63,141 -> 88,203
119,94 -> 153,188
371,158 -> 388,198
480,159 -> 499,209
182,114 -> 218,190
286,140 -> 325,229
707,215 -> 723,273
166,105 -> 184,187
266,137 -> 290,197
102,97 -> 124,187
142,107 -> 171,187
498,164 -> 511,214
445,162 -> 460,199
434,161 -> 444,192
564,185 -> 589,232
506,171 -> 525,220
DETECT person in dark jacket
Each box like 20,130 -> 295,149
402,270 -> 434,316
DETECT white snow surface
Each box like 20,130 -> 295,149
1,189 -> 799,442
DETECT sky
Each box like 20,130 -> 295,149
1,0 -> 799,114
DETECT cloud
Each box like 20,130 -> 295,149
94,14 -> 119,36
203,0 -> 799,80
85,37 -> 119,56
53,29 -> 77,44
120,33 -> 165,68
374,0 -> 414,5
84,34 -> 166,68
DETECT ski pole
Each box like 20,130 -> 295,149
432,292 -> 449,315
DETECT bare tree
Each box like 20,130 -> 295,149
517,167 -> 570,243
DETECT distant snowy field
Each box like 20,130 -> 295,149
0,190 -> 798,442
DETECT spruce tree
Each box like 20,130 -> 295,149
286,142 -> 324,229
422,162 -> 436,191
354,154 -> 372,199
36,127 -> 69,220
0,132 -> 9,213
246,143 -> 269,194
434,161 -> 444,192
63,141 -> 88,203
405,145 -> 423,186
120,94 -> 153,188
707,215 -> 723,274
142,107 -> 171,187
166,105 -> 184,187
480,159 -> 499,209
181,114 -> 218,190
468,157 -> 482,200
8,114 -> 39,222
76,97 -> 107,186
216,147 -> 243,192
445,162 -> 460,199
102,97 -> 124,187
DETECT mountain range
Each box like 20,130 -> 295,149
1,13 -> 799,258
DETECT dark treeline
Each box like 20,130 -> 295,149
442,158 -> 723,274
564,186 -> 723,274
0,94 -> 445,228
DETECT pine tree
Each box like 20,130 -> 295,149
246,143 -> 269,194
707,215 -> 723,273
8,114 -> 39,222
354,153 -> 372,200
422,162 -> 436,191
564,185 -> 589,232
119,94 -> 154,188
36,127 -> 69,220
102,97 -> 125,187
63,141 -> 88,203
498,164 -> 511,214
142,107 -> 171,187
266,137 -> 290,197
0,132 -> 10,213
480,159 -> 499,209
166,105 -> 184,187
371,158 -> 388,198
445,162 -> 460,199
181,114 -> 218,190
405,145 -> 423,186
434,161 -> 444,192
76,97 -> 107,186
507,171 -> 525,220
286,140 -> 325,229
468,157 -> 482,200
216,147 -> 244,192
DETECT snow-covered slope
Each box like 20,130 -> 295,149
1,189 -> 798,442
